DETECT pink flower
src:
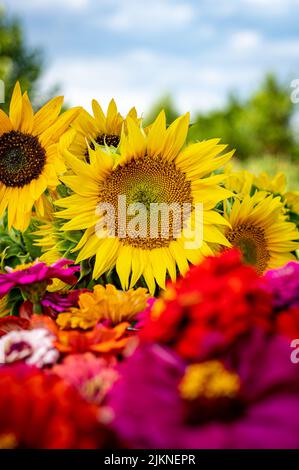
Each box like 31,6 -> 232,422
41,289 -> 87,316
52,353 -> 118,405
0,259 -> 79,299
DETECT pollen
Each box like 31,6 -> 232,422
99,155 -> 192,249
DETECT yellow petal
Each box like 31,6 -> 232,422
147,110 -> 167,157
116,245 -> 133,290
93,238 -> 120,279
162,113 -> 190,161
0,110 -> 13,135
33,96 -> 64,136
92,99 -> 106,132
20,92 -> 34,133
9,82 -> 23,129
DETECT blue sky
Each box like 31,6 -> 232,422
3,0 -> 299,116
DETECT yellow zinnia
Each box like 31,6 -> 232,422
68,98 -> 140,159
56,284 -> 148,329
224,192 -> 299,273
56,111 -> 233,293
0,82 -> 81,231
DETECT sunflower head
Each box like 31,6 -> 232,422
0,82 -> 81,231
56,110 -> 233,293
225,192 -> 299,273
67,98 -> 141,159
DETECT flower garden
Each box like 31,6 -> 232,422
0,83 -> 299,449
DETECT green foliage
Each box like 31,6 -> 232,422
0,216 -> 42,270
0,7 -> 43,112
145,94 -> 180,127
146,74 -> 298,161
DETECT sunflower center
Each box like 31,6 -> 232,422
96,134 -> 120,148
0,131 -> 46,188
226,223 -> 270,273
99,155 -> 192,249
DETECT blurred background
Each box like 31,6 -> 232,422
0,0 -> 299,187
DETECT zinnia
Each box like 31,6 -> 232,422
108,329 -> 299,449
141,249 -> 272,361
0,364 -> 116,448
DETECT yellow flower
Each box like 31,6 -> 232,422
225,167 -> 288,199
0,82 -> 81,231
224,192 -> 299,273
56,111 -> 233,293
33,220 -> 64,264
32,219 -> 81,291
179,361 -> 240,401
253,171 -> 287,195
224,166 -> 254,196
56,284 -> 148,329
225,168 -> 299,221
67,98 -> 140,159
285,191 -> 299,214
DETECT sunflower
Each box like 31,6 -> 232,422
32,218 -> 82,292
67,98 -> 140,159
285,191 -> 299,215
224,167 -> 299,222
56,111 -> 233,293
254,171 -> 287,195
224,192 -> 299,273
0,82 -> 81,231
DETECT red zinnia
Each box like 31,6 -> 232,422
0,364 -> 115,449
141,249 -> 272,361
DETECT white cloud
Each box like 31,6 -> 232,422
240,0 -> 299,15
40,48 -> 265,118
104,0 -> 194,33
230,30 -> 262,51
5,0 -> 89,12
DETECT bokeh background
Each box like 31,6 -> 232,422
1,0 -> 299,186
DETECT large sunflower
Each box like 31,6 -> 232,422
0,83 -> 81,231
56,112 -> 233,293
68,98 -> 140,159
224,192 -> 299,273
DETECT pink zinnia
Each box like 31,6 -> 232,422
0,259 -> 79,298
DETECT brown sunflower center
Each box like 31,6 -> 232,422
0,131 -> 46,188
87,134 -> 120,152
226,223 -> 270,273
96,134 -> 120,148
99,155 -> 192,249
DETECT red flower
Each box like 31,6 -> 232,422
141,249 -> 272,361
0,364 -> 115,449
275,307 -> 299,339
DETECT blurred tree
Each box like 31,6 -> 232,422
190,74 -> 297,160
0,6 -> 43,112
246,74 -> 294,156
147,75 -> 298,161
145,94 -> 179,126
